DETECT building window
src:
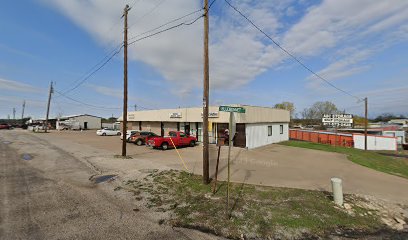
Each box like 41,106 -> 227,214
280,125 -> 284,134
268,126 -> 272,136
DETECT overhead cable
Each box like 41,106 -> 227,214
224,0 -> 362,101
55,90 -> 122,110
60,44 -> 124,95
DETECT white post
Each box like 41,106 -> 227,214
331,177 -> 343,206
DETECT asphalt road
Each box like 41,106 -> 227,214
0,131 -> 221,240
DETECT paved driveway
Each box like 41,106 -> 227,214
25,130 -> 408,204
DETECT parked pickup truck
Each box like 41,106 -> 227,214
146,131 -> 197,150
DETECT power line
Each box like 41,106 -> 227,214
128,0 -> 167,30
61,8 -> 204,95
60,44 -> 124,95
129,0 -> 142,9
224,0 -> 362,101
128,8 -> 203,41
55,89 -> 154,111
209,0 -> 218,9
58,43 -> 122,94
54,90 -> 122,110
128,14 -> 204,46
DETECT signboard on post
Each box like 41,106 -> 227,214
322,114 -> 353,128
218,106 -> 245,218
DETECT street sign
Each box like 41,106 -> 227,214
218,105 -> 245,216
219,106 -> 245,113
322,114 -> 353,128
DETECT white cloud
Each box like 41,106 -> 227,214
87,83 -> 160,107
43,0 -> 408,98
0,77 -> 43,93
307,48 -> 375,90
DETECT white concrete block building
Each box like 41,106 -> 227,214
57,114 -> 102,130
119,105 -> 290,149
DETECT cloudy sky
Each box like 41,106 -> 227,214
1,0 -> 407,119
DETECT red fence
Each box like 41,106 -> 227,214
289,129 -> 354,147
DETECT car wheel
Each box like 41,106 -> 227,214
117,132 -> 121,136
162,142 -> 168,150
102,133 -> 106,136
189,140 -> 196,147
136,139 -> 143,146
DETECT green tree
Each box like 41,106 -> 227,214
274,102 -> 295,118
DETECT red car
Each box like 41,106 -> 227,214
147,131 -> 197,150
0,124 -> 10,130
129,131 -> 158,145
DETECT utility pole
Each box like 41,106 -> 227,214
122,4 -> 131,157
364,97 -> 368,151
45,81 -> 53,133
202,0 -> 210,184
13,108 -> 16,119
21,100 -> 26,124
134,104 -> 137,111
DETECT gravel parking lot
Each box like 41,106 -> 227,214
43,130 -> 408,204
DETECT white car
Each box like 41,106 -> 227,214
120,130 -> 140,141
96,128 -> 121,136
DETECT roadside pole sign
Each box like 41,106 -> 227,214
218,106 -> 245,218
322,114 -> 353,128
219,106 -> 246,113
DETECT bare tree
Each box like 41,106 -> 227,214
301,101 -> 339,119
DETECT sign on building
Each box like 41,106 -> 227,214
201,112 -> 219,118
169,112 -> 182,118
322,114 -> 353,128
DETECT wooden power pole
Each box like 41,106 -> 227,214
202,0 -> 210,184
13,108 -> 16,119
364,97 -> 368,151
21,100 -> 26,124
122,4 -> 131,157
45,81 -> 53,133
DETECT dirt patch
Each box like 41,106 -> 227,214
118,170 -> 408,239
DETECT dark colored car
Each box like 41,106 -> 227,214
130,131 -> 159,146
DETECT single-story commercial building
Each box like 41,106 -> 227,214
56,114 -> 102,130
118,105 -> 290,149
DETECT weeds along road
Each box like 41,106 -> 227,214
0,130 -> 221,240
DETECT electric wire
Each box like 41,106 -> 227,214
62,9 -> 203,95
129,0 -> 142,9
60,44 -> 124,95
55,6 -> 205,112
128,14 -> 204,46
55,90 -> 122,110
128,0 -> 167,30
224,0 -> 363,101
209,0 -> 218,10
128,8 -> 203,41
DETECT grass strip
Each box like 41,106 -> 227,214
279,141 -> 408,179
125,170 -> 382,239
